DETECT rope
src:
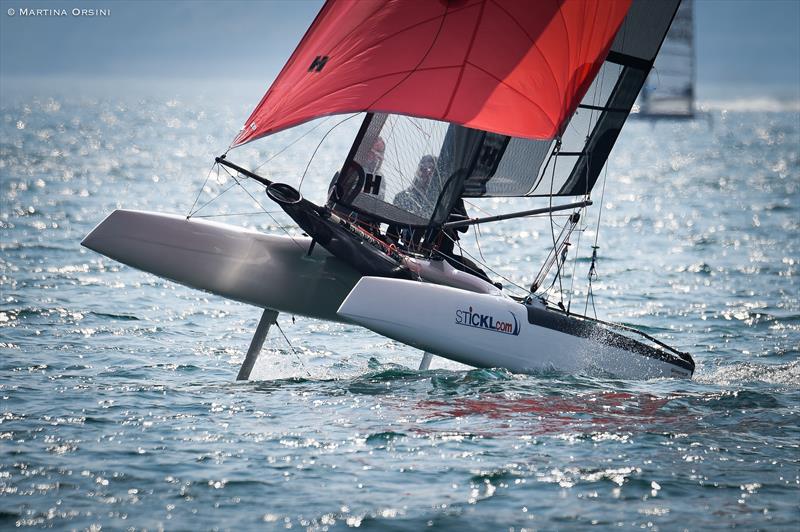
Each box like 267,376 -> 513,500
275,321 -> 312,378
187,180 -> 240,218
186,163 -> 219,218
297,113 -> 360,192
223,165 -> 306,250
584,162 -> 610,317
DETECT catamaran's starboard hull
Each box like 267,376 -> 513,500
338,277 -> 694,380
81,210 -> 360,321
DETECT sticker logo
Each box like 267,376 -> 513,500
308,55 -> 330,72
455,306 -> 520,336
362,173 -> 382,195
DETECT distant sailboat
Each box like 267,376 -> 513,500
83,0 -> 695,380
638,0 -> 695,119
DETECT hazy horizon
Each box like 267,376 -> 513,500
1,0 -> 798,106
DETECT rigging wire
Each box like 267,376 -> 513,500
564,30 -> 608,312
435,231 -> 528,297
582,13 -> 627,317
189,211 -> 284,219
531,212 -> 579,297
462,199 -> 494,217
187,162 -> 221,218
187,180 -> 240,218
473,222 -> 486,264
585,162 -> 610,317
274,321 -> 313,378
211,162 -> 356,293
221,164 -> 307,250
545,140 -> 566,306
252,115 -> 339,172
186,111 -> 361,254
189,117 -> 342,218
566,208 -> 586,312
297,113 -> 360,192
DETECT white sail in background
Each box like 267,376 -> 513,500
638,0 -> 694,118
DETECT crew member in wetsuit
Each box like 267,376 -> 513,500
328,136 -> 385,205
327,136 -> 386,235
388,155 -> 440,246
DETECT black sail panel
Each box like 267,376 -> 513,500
559,0 -> 681,195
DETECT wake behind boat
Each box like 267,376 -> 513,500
84,0 -> 695,380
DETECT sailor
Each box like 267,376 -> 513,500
326,136 -> 386,235
388,155 -> 440,245
432,198 -> 497,287
327,136 -> 385,205
364,136 -> 386,178
398,156 -> 496,285
393,154 -> 437,213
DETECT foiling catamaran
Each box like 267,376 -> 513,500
83,0 -> 695,380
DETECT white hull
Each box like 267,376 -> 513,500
338,277 -> 693,379
81,210 -> 360,321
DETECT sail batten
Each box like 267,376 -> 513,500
231,0 -> 633,147
558,0 -> 682,195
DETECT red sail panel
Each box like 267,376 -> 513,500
232,0 -> 631,147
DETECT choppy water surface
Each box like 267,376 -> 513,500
1,90 -> 798,529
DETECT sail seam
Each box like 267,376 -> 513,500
462,61 -> 557,131
442,0 -> 487,119
556,0 -> 571,107
486,0 -> 562,114
233,1 -> 462,147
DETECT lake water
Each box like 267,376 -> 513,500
1,89 -> 798,529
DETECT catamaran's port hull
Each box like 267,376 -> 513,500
338,277 -> 694,380
81,210 -> 360,321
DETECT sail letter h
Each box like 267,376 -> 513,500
308,55 -> 330,72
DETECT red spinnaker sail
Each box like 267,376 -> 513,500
232,0 -> 631,147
